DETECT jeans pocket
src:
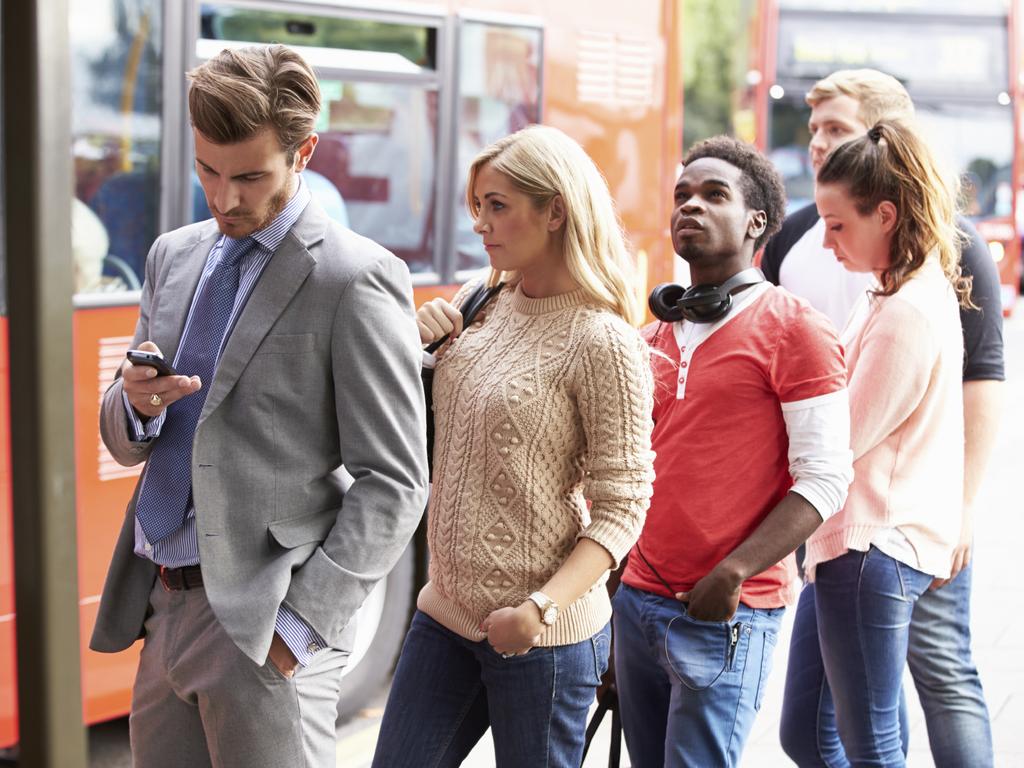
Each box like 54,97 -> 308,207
590,624 -> 611,685
753,630 -> 778,711
665,614 -> 732,691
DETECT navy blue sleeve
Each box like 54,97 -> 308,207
956,216 -> 1005,381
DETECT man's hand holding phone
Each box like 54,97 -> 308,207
123,341 -> 201,419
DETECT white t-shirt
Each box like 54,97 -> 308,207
777,218 -> 875,333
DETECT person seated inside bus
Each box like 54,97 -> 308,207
72,197 -> 109,294
87,168 -> 158,289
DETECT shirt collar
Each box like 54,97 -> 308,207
248,173 -> 311,252
672,281 -> 771,351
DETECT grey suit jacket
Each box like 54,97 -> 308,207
90,200 -> 429,664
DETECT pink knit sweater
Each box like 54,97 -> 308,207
805,257 -> 964,579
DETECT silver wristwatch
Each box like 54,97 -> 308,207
528,591 -> 560,626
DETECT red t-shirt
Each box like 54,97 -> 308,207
622,285 -> 846,608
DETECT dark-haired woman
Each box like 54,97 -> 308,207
779,121 -> 972,767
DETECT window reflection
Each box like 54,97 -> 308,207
71,0 -> 162,295
200,6 -> 437,71
455,22 -> 542,273
310,82 -> 437,273
767,99 -> 1014,219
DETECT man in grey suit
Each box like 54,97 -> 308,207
90,45 -> 428,767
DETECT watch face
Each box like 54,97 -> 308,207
543,604 -> 558,625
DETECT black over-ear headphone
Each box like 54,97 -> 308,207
648,267 -> 766,323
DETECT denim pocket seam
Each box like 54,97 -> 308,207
753,629 -> 777,711
591,629 -> 611,686
664,615 -> 729,692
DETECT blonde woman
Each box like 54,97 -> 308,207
780,121 -> 971,767
371,125 -> 655,768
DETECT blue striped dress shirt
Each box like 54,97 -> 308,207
123,176 -> 327,665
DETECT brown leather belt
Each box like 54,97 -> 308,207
159,564 -> 204,591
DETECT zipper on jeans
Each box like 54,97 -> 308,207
728,623 -> 741,669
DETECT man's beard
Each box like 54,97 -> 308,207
674,239 -> 708,263
252,181 -> 291,233
216,177 -> 292,236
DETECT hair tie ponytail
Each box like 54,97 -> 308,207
868,125 -> 884,144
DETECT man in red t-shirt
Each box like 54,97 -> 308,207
612,136 -> 854,768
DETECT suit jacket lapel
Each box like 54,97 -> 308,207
200,201 -> 328,419
150,223 -> 220,362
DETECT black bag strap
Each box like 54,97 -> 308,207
424,281 -> 504,354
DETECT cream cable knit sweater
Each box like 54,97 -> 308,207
418,281 -> 655,646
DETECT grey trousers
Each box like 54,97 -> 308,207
129,582 -> 348,768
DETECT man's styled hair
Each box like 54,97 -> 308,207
187,45 -> 321,159
806,69 -> 914,127
682,136 -> 786,250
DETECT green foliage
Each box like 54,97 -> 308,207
683,0 -> 755,149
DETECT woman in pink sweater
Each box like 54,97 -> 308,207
780,121 -> 973,767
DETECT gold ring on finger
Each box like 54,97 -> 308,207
149,393 -> 163,407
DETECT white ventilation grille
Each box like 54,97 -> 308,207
97,335 -> 143,482
577,31 -> 656,107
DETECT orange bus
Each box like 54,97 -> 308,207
760,0 -> 1022,309
0,0 -> 684,748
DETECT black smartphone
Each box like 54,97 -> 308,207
126,349 -> 178,377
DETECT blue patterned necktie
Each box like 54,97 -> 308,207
135,236 -> 255,544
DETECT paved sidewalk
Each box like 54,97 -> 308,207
338,306 -> 1024,767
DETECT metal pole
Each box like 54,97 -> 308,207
2,0 -> 86,766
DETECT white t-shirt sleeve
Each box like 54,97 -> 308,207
781,388 -> 853,520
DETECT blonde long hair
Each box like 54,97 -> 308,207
465,125 -> 641,325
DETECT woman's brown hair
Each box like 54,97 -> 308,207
187,45 -> 320,161
817,120 -> 973,306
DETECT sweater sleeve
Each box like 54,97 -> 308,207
431,277 -> 484,362
574,318 -> 656,567
848,298 -> 937,461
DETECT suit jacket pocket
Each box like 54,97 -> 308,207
255,333 -> 315,355
268,508 -> 338,548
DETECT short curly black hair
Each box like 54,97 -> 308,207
682,136 -> 787,250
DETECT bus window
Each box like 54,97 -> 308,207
766,99 -> 815,213
312,81 -> 437,273
775,12 -> 1008,98
770,4 -> 1015,219
71,0 -> 162,296
915,103 -> 1014,220
454,20 -> 542,276
196,5 -> 443,278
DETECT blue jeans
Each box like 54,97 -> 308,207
370,610 -> 610,768
780,547 -> 933,767
908,561 -> 994,767
612,583 -> 785,768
